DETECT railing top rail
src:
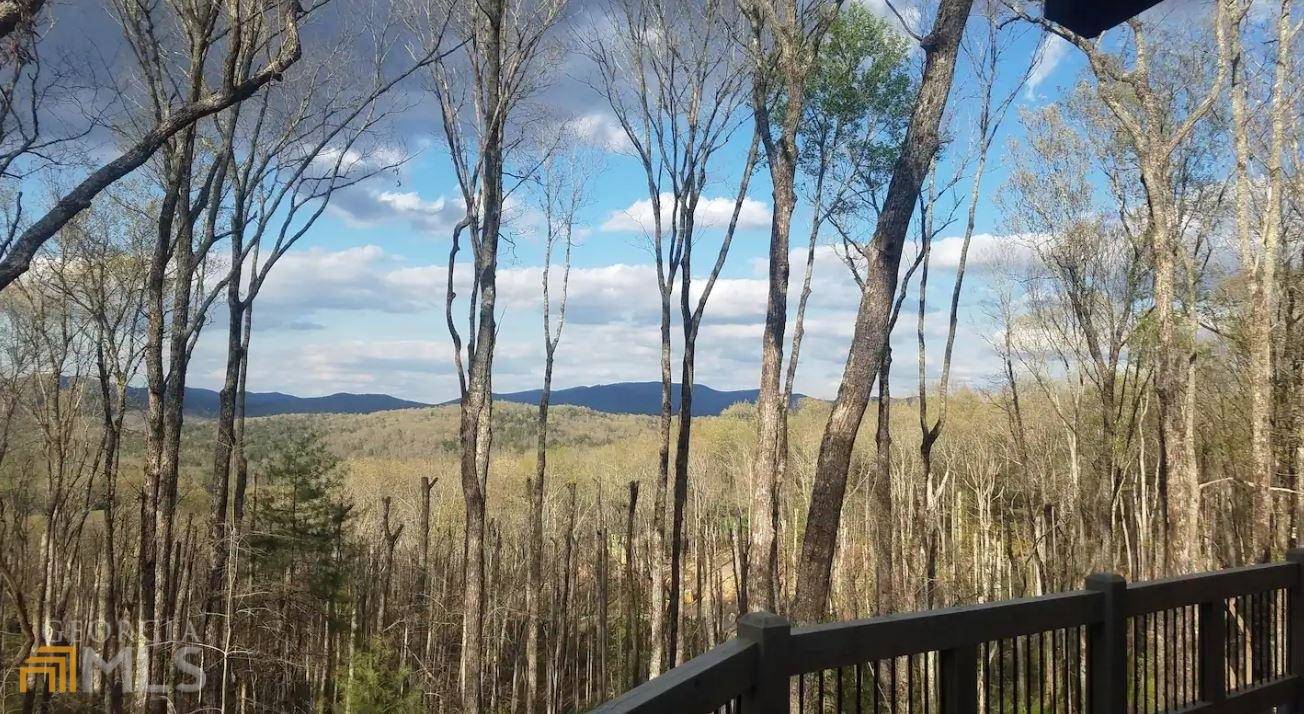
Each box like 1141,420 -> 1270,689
786,589 -> 1101,674
589,638 -> 757,714
1124,561 -> 1295,616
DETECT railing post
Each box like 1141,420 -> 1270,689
1198,597 -> 1226,704
1288,549 -> 1304,711
1086,573 -> 1127,714
738,611 -> 790,714
940,645 -> 978,714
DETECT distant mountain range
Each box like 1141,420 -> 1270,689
127,381 -> 804,419
126,386 -> 430,418
487,381 -> 805,417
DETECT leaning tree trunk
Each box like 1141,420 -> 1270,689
0,0 -> 303,292
793,0 -> 973,622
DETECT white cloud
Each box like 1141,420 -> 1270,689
252,247 -> 664,325
856,0 -> 922,37
568,113 -> 635,153
920,233 -> 1037,272
251,245 -> 437,316
202,236 -> 1021,402
1026,34 -> 1072,100
310,144 -> 409,173
601,194 -> 771,233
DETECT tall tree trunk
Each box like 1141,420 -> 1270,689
668,314 -> 694,666
139,132 -> 197,711
458,3 -> 505,706
155,148 -> 199,708
526,339 -> 557,712
1234,0 -> 1292,559
746,3 -> 809,612
623,481 -> 639,689
204,214 -> 243,651
668,135 -> 756,655
749,185 -> 793,614
668,191 -> 699,663
872,350 -> 894,613
94,336 -> 128,714
1144,156 -> 1201,572
649,279 -> 672,675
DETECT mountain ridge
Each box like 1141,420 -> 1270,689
126,386 -> 431,418
142,381 -> 804,418
461,381 -> 805,417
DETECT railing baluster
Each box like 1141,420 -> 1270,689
940,644 -> 977,714
1198,597 -> 1226,704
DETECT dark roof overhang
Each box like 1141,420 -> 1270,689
1043,0 -> 1168,37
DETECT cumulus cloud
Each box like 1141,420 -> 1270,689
251,247 -> 664,325
601,194 -> 771,233
310,144 -> 409,174
1026,34 -> 1072,100
203,235 -> 1022,402
245,244 -> 775,339
251,245 -> 436,315
568,113 -> 635,153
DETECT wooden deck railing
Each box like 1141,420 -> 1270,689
592,551 -> 1304,713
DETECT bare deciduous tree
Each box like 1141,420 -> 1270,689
0,0 -> 307,292
739,0 -> 844,614
525,123 -> 593,713
415,0 -> 567,706
585,0 -> 751,670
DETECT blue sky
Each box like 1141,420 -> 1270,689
46,0 -> 1231,404
179,0 -> 1102,404
7,0 -> 1251,401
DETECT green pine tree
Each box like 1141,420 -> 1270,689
250,430 -> 354,603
